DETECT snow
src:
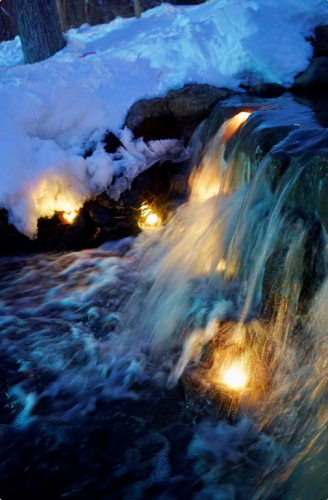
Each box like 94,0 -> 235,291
0,0 -> 327,237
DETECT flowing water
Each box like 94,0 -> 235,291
1,93 -> 328,499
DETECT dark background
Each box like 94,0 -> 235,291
0,0 -> 205,43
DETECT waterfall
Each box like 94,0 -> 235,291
1,93 -> 328,499
120,93 -> 328,498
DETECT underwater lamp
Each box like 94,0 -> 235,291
145,213 -> 159,226
63,210 -> 78,224
223,366 -> 247,390
138,203 -> 161,230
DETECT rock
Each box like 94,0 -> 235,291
293,57 -> 328,91
293,25 -> 328,92
125,84 -> 237,143
62,210 -> 98,248
125,97 -> 173,142
166,84 -> 233,120
248,83 -> 286,98
313,26 -> 328,58
0,209 -> 33,255
89,205 -> 112,226
84,131 -> 123,159
103,131 -> 123,154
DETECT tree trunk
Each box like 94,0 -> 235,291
66,0 -> 86,29
133,0 -> 141,19
13,0 -> 66,64
56,0 -> 67,32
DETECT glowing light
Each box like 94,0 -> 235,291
63,210 -> 78,224
223,366 -> 247,390
138,203 -> 161,230
140,203 -> 152,217
221,112 -> 251,142
189,111 -> 252,202
216,259 -> 227,272
146,213 -> 159,226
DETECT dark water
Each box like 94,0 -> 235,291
1,93 -> 328,500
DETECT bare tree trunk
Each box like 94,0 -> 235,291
133,0 -> 141,18
56,0 -> 88,31
66,0 -> 87,28
13,0 -> 66,64
56,0 -> 67,32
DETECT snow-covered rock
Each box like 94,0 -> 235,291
293,57 -> 328,90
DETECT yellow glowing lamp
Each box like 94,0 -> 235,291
138,203 -> 161,230
216,259 -> 227,272
223,366 -> 247,390
146,213 -> 159,226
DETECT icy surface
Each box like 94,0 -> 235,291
0,0 -> 327,236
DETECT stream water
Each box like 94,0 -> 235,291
0,93 -> 327,500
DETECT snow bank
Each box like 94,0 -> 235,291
0,0 -> 327,236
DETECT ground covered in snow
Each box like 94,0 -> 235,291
0,0 -> 328,237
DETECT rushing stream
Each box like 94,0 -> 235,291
0,93 -> 328,500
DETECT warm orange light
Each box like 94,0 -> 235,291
222,112 -> 251,142
138,203 -> 161,229
63,211 -> 77,224
223,366 -> 247,390
189,111 -> 252,202
146,213 -> 159,226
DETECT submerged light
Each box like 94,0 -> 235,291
146,213 -> 159,226
223,366 -> 247,390
216,259 -> 227,272
138,203 -> 161,230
